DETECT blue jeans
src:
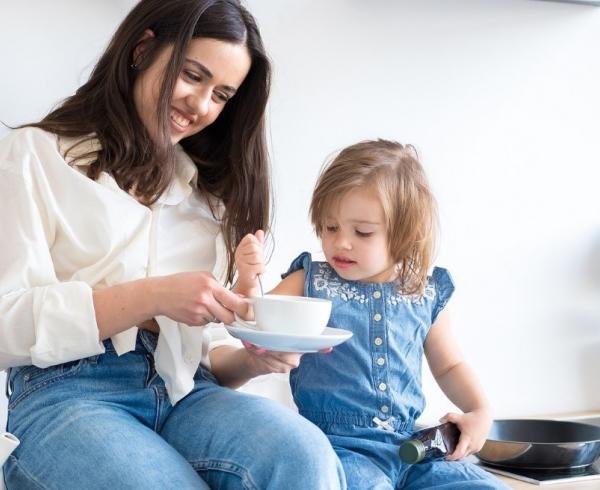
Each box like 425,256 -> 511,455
3,331 -> 345,489
328,430 -> 509,490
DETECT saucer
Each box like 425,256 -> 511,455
224,323 -> 353,353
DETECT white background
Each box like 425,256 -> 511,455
2,0 -> 600,431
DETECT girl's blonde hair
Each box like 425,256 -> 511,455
310,139 -> 438,295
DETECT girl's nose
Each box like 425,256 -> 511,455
334,232 -> 352,250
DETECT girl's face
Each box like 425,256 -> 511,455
321,187 -> 397,283
134,37 -> 251,145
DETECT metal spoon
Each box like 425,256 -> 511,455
257,273 -> 264,297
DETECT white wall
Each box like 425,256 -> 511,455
1,0 -> 600,430
247,0 -> 600,422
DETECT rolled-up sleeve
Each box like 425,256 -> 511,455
0,133 -> 104,369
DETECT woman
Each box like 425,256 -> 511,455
0,1 -> 345,488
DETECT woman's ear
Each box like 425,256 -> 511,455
132,29 -> 156,67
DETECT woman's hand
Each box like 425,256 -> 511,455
151,271 -> 246,326
234,230 -> 265,295
440,408 -> 493,461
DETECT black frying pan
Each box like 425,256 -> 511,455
476,419 -> 600,470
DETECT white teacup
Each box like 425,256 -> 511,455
235,295 -> 331,336
0,432 -> 20,467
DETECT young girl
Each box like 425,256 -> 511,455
0,1 -> 344,488
235,139 -> 509,489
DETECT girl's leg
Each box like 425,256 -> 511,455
401,460 -> 511,490
160,373 -> 346,490
327,433 -> 397,490
332,447 -> 393,490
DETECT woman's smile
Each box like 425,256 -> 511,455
170,107 -> 194,132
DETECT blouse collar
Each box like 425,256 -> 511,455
58,135 -> 199,206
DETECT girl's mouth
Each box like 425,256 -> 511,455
333,256 -> 356,269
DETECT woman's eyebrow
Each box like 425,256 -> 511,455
185,58 -> 237,94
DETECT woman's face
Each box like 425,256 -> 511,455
134,37 -> 252,144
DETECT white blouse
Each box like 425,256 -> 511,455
0,127 -> 234,404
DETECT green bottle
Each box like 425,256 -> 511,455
399,422 -> 460,464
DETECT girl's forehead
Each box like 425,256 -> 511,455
326,187 -> 385,222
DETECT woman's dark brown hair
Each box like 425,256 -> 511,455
25,0 -> 271,284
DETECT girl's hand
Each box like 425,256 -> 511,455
234,230 -> 265,290
440,408 -> 493,461
241,341 -> 333,376
242,341 -> 302,375
152,271 -> 246,326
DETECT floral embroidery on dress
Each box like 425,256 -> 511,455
313,263 -> 368,304
387,283 -> 436,307
311,261 -> 438,306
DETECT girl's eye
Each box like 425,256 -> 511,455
355,230 -> 373,238
325,225 -> 338,233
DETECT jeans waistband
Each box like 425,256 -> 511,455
102,329 -> 159,356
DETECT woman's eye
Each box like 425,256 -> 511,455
355,230 -> 373,237
183,70 -> 202,82
213,92 -> 230,103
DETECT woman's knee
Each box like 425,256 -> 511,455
214,391 -> 346,487
240,398 -> 345,485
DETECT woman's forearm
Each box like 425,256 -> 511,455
93,277 -> 159,340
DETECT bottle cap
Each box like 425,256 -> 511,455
399,439 -> 426,464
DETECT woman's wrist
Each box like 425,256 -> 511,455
94,277 -> 162,340
143,275 -> 164,317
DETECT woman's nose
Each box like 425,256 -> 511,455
187,89 -> 211,116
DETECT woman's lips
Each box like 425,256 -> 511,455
170,108 -> 193,132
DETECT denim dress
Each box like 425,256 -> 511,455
283,252 -> 509,490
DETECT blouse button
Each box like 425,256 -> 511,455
381,405 -> 389,413
379,382 -> 387,391
373,291 -> 381,299
376,357 -> 385,366
374,337 -> 383,346
374,313 -> 382,322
